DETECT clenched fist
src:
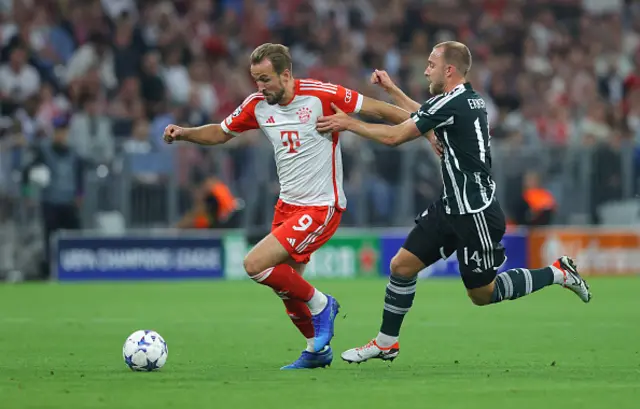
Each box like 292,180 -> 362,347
163,124 -> 185,144
370,69 -> 396,91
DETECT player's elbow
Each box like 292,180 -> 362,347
215,134 -> 233,145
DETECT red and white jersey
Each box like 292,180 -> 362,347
220,79 -> 363,210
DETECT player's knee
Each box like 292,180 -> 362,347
390,255 -> 419,279
243,255 -> 262,276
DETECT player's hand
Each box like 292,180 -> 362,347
427,131 -> 444,158
163,124 -> 185,144
316,103 -> 352,133
370,69 -> 396,92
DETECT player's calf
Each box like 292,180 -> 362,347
245,234 -> 339,352
358,249 -> 423,357
245,234 -> 328,305
481,256 -> 591,305
466,287 -> 494,306
251,263 -> 337,352
282,298 -> 315,350
340,250 -> 420,365
468,266 -> 555,305
458,242 -> 560,305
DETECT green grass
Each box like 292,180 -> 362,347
1,277 -> 639,409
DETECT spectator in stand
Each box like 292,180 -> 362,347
0,0 -> 637,235
21,115 -> 84,279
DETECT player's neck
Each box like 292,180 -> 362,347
444,78 -> 466,93
279,80 -> 297,106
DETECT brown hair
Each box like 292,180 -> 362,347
434,41 -> 472,76
250,43 -> 293,75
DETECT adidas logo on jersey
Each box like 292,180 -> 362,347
287,238 -> 296,247
266,116 -> 275,124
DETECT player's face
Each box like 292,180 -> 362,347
425,48 -> 446,95
251,59 -> 288,105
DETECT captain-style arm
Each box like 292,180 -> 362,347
181,124 -> 234,145
358,96 -> 411,125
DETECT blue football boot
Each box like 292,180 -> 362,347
281,347 -> 333,370
311,295 -> 340,352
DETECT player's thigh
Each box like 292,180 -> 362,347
399,201 -> 457,278
453,201 -> 507,291
243,233 -> 291,276
272,205 -> 340,265
265,201 -> 307,275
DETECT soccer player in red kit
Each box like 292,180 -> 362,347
163,43 -> 410,369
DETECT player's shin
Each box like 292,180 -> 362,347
377,274 -> 417,348
251,264 -> 328,312
491,267 -> 554,303
281,298 -> 315,351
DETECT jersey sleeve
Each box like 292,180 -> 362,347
410,98 -> 455,135
220,95 -> 261,136
333,85 -> 363,114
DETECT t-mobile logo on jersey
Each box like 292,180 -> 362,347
280,130 -> 301,153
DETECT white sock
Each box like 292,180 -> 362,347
306,344 -> 329,353
375,332 -> 398,349
550,265 -> 565,285
306,338 -> 315,352
306,289 -> 328,315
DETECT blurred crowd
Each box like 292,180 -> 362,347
0,0 -> 639,231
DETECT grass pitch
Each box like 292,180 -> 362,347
1,277 -> 639,409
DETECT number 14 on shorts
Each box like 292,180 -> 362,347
464,247 -> 483,271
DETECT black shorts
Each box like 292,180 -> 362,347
403,199 -> 506,289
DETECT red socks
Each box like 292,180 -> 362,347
251,264 -> 316,339
282,299 -> 314,338
251,264 -> 315,301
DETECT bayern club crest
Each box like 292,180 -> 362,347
297,107 -> 312,123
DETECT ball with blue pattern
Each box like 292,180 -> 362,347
122,330 -> 168,371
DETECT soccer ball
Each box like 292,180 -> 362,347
122,330 -> 168,371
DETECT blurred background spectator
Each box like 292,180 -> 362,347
1,0 -> 640,277
21,115 -> 83,279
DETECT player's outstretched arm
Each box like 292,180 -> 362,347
370,69 -> 421,112
317,103 -> 421,147
163,124 -> 233,146
358,96 -> 411,125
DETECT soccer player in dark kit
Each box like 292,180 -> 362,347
316,41 -> 592,364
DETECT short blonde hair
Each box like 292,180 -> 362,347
250,43 -> 293,75
434,41 -> 472,76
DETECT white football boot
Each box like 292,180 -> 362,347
341,339 -> 400,364
553,256 -> 592,303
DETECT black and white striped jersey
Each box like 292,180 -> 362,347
411,82 -> 496,215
